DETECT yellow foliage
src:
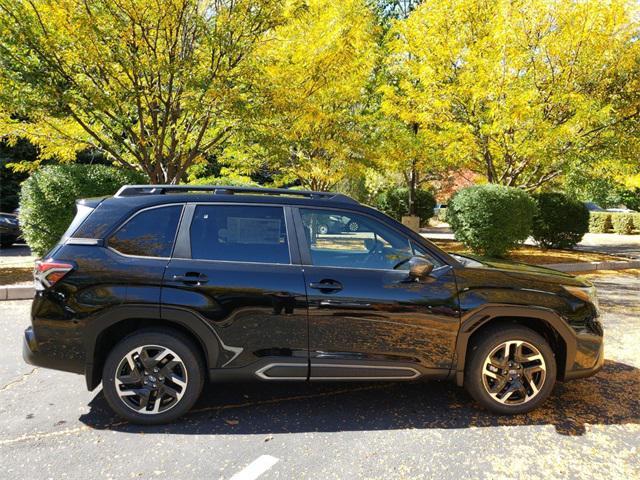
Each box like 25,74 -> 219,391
381,0 -> 640,189
236,0 -> 378,189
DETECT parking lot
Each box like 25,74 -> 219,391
0,271 -> 638,480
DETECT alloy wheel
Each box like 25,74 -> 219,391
114,345 -> 188,415
481,340 -> 546,405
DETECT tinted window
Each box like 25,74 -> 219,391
300,208 -> 441,270
190,205 -> 289,264
109,205 -> 182,257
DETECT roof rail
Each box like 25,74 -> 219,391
114,184 -> 359,204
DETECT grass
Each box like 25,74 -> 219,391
0,267 -> 33,285
431,240 -> 624,265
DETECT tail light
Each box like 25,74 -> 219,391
34,259 -> 74,290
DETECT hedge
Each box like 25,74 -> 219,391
446,184 -> 535,257
588,212 -> 612,233
531,192 -> 589,249
611,213 -> 635,234
373,187 -> 436,227
20,165 -> 147,256
589,211 -> 640,234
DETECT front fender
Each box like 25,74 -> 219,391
452,304 -> 580,386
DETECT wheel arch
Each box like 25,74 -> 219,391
453,305 -> 576,386
83,306 -> 220,390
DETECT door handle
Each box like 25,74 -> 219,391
309,280 -> 342,293
172,273 -> 208,285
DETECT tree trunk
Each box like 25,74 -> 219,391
409,160 -> 417,216
408,122 -> 419,215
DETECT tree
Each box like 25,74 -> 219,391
223,0 -> 378,191
382,0 -> 640,190
370,0 -> 444,215
0,0 -> 281,183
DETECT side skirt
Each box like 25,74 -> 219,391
208,358 -> 449,383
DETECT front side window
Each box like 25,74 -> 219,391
109,205 -> 182,257
300,208 -> 441,270
190,205 -> 290,264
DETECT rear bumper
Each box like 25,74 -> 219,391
23,327 -> 84,375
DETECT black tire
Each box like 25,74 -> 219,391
102,328 -> 205,425
318,224 -> 329,235
464,325 -> 556,415
346,221 -> 359,232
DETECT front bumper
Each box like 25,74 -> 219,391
23,327 -> 84,374
564,335 -> 605,380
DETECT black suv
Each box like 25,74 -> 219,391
23,185 -> 604,424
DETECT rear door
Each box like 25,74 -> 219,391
293,207 -> 460,380
161,203 -> 309,380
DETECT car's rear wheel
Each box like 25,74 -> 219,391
464,325 -> 556,414
318,224 -> 329,235
102,328 -> 205,425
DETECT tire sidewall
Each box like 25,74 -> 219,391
465,326 -> 557,415
102,329 -> 204,425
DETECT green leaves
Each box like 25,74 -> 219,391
531,193 -> 590,250
19,165 -> 147,256
447,185 -> 536,257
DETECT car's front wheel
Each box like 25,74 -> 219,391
465,325 -> 556,414
102,328 -> 205,424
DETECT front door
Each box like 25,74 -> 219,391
295,207 -> 460,380
162,203 -> 309,380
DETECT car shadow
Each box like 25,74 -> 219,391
79,359 -> 639,437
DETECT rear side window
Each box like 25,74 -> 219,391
61,204 -> 94,241
190,205 -> 289,264
109,205 -> 182,258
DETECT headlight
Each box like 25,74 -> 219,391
563,284 -> 599,310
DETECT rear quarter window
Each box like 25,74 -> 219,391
108,205 -> 182,258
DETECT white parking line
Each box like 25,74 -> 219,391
229,455 -> 280,480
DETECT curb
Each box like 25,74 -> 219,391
0,285 -> 34,301
544,260 -> 640,272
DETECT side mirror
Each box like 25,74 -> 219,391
408,256 -> 434,280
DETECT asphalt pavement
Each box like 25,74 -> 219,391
0,272 -> 639,479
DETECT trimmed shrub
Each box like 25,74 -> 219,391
446,184 -> 535,257
531,192 -> 589,249
611,213 -> 635,234
189,174 -> 256,186
588,212 -> 612,233
20,165 -> 147,256
373,187 -> 436,226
